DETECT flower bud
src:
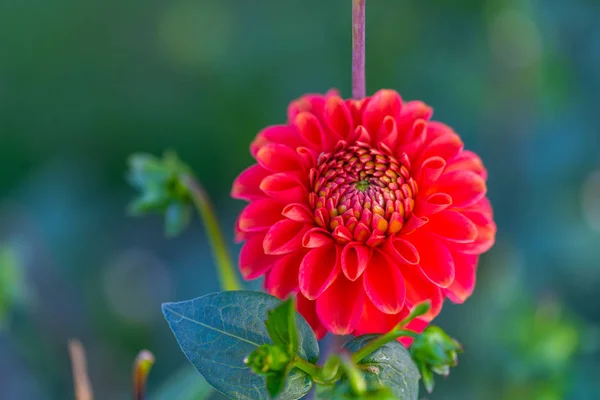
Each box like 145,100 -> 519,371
244,344 -> 290,375
410,326 -> 462,393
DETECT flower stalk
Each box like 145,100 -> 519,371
181,174 -> 242,291
352,302 -> 431,363
352,0 -> 366,99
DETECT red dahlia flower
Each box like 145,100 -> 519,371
232,89 -> 496,340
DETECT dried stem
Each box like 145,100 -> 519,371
352,0 -> 366,99
68,339 -> 94,400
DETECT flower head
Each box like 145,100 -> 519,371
232,89 -> 496,339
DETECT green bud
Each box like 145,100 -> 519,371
410,326 -> 462,393
126,152 -> 194,237
244,344 -> 290,375
397,300 -> 431,328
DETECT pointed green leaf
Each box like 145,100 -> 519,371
162,291 -> 319,400
265,298 -> 299,358
266,364 -> 293,399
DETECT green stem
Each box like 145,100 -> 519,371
351,301 -> 430,363
181,174 -> 242,291
293,357 -> 326,384
351,329 -> 418,364
339,354 -> 366,395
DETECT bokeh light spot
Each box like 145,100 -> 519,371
490,9 -> 542,69
103,249 -> 173,325
158,0 -> 233,71
581,170 -> 600,233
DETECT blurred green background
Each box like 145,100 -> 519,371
1,0 -> 600,398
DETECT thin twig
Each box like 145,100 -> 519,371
68,339 -> 94,400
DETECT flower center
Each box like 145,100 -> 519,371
308,143 -> 418,246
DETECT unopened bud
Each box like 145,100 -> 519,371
244,344 -> 290,375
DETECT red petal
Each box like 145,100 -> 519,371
296,146 -> 318,169
341,243 -> 371,281
449,210 -> 496,254
445,150 -> 488,180
287,91 -> 336,123
324,95 -> 353,142
397,119 -> 427,160
377,116 -> 398,148
303,227 -> 335,248
282,203 -> 314,223
353,222 -> 371,242
401,215 -> 429,234
295,111 -> 327,150
263,220 -> 310,255
363,250 -> 406,314
416,156 -> 446,187
346,97 -> 369,127
433,170 -> 486,208
299,245 -> 341,300
316,276 -> 365,335
333,225 -> 354,244
414,193 -> 452,217
396,101 -> 433,132
424,121 -> 454,144
401,264 -> 444,321
234,215 -> 247,243
256,143 -> 305,173
384,237 -> 420,265
238,199 -> 283,232
251,125 -> 302,155
419,132 -> 464,163
259,172 -> 307,204
355,297 -> 399,335
426,210 -> 478,243
297,293 -> 327,339
444,251 -> 478,303
231,164 -> 270,200
410,231 -> 455,288
362,89 -> 402,136
239,232 -> 278,279
265,251 -> 305,298
355,125 -> 371,143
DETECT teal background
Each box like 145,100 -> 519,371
1,0 -> 600,398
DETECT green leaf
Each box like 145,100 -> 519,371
409,325 -> 461,393
344,335 -> 420,400
153,366 -> 214,400
418,364 -> 435,394
162,291 -> 319,400
266,364 -> 293,398
265,298 -> 299,358
127,153 -> 170,189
